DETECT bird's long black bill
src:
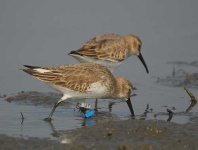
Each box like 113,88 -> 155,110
138,53 -> 149,74
126,98 -> 135,116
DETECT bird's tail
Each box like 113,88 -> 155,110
68,50 -> 81,56
23,65 -> 40,69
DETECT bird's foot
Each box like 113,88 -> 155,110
43,117 -> 52,122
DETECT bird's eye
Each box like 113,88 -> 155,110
138,45 -> 141,51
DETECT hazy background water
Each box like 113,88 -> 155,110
0,0 -> 198,138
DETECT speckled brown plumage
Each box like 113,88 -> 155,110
23,63 -> 115,94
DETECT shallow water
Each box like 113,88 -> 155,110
0,99 -> 80,139
0,95 -> 129,139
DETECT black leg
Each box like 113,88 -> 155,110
44,101 -> 62,121
94,99 -> 98,111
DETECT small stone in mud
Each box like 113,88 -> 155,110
107,131 -> 112,136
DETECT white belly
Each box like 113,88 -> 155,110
71,55 -> 123,72
50,82 -> 109,100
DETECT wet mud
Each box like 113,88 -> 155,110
5,91 -> 62,106
1,117 -> 198,150
155,61 -> 198,88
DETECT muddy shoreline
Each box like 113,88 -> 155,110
1,116 -> 198,150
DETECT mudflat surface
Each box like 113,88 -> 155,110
1,117 -> 198,150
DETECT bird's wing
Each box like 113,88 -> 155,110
71,34 -> 128,62
22,64 -> 112,92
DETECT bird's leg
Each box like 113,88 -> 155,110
44,100 -> 63,122
94,99 -> 98,112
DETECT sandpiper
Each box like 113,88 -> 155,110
22,63 -> 135,121
69,33 -> 149,73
